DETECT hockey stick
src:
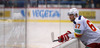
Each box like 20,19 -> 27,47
51,32 -> 59,42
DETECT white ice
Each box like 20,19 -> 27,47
0,22 -> 100,48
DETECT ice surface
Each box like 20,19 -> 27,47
0,22 -> 100,48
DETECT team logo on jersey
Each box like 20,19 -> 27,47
74,29 -> 81,33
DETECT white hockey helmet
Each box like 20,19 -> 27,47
68,8 -> 79,16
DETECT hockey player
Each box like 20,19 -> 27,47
58,8 -> 100,48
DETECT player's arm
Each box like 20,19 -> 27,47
57,30 -> 84,42
58,24 -> 84,42
68,29 -> 84,38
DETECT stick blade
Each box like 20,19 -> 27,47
51,32 -> 58,42
51,32 -> 54,42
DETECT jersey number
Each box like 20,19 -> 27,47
75,24 -> 80,29
86,20 -> 97,32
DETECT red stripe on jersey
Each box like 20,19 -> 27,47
74,33 -> 82,38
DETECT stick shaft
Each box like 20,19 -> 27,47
53,40 -> 59,42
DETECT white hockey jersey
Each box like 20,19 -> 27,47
68,16 -> 100,45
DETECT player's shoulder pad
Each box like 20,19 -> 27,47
78,16 -> 82,20
78,16 -> 86,21
74,16 -> 86,24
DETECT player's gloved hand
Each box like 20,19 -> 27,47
58,31 -> 71,42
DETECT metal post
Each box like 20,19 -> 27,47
25,0 -> 28,48
45,0 -> 47,7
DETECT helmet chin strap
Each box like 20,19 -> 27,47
74,14 -> 76,18
74,15 -> 78,18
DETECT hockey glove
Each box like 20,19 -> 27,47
58,31 -> 71,42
